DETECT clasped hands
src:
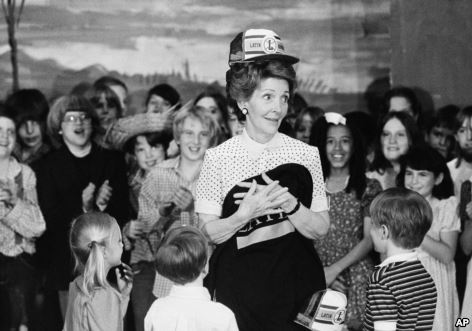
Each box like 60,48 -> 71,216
82,180 -> 113,212
233,172 -> 298,221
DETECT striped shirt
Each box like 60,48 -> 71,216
363,252 -> 437,331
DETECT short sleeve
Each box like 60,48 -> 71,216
304,147 -> 329,212
195,149 -> 223,217
366,278 -> 398,324
361,178 -> 383,218
438,196 -> 461,232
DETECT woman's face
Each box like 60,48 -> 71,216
60,111 -> 93,149
0,116 -> 16,159
18,120 -> 43,149
95,93 -> 118,129
381,117 -> 409,163
295,114 -> 313,144
326,125 -> 353,171
196,97 -> 223,126
244,77 -> 289,139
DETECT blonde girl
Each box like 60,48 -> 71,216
63,212 -> 133,331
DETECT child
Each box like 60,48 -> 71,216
122,131 -> 171,331
63,212 -> 133,331
144,226 -> 238,331
364,188 -> 437,331
399,145 -> 460,331
0,109 -> 46,331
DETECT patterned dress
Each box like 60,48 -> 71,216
417,196 -> 460,331
314,178 -> 382,327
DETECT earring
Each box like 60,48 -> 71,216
59,130 -> 63,135
242,108 -> 248,115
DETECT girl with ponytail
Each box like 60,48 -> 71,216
63,212 -> 133,331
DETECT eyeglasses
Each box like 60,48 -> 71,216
62,114 -> 92,124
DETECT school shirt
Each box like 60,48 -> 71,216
63,275 -> 130,331
0,157 -> 45,257
363,251 -> 437,331
144,285 -> 239,331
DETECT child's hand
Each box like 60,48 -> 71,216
116,263 -> 133,297
125,221 -> 145,239
82,182 -> 96,212
96,180 -> 112,210
172,186 -> 194,211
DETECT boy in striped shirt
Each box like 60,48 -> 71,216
364,188 -> 437,331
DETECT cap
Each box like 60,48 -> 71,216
294,289 -> 347,331
228,28 -> 299,66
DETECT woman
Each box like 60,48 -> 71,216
195,29 -> 329,331
367,111 -> 423,189
310,112 -> 381,330
35,95 -> 129,318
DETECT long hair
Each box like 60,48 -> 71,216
310,114 -> 367,199
370,111 -> 423,173
452,106 -> 472,168
69,212 -> 116,296
397,144 -> 454,200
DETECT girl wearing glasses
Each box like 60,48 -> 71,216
34,94 -> 129,320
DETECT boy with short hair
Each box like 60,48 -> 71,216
364,188 -> 437,331
144,226 -> 238,331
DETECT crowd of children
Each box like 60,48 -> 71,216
1,28 -> 472,331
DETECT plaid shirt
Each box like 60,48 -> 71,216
0,157 -> 46,257
124,157 -> 199,267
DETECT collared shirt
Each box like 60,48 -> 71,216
196,129 -> 328,217
364,251 -> 436,331
145,285 -> 239,331
131,157 -> 198,265
0,157 -> 46,256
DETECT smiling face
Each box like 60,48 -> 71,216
242,77 -> 289,140
134,135 -> 166,172
326,125 -> 353,172
60,111 -> 93,149
404,166 -> 440,198
381,117 -> 409,163
0,116 -> 16,159
177,116 -> 211,162
18,120 -> 43,149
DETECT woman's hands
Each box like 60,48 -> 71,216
233,172 -> 296,220
116,263 -> 133,297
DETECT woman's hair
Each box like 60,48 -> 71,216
124,130 -> 173,155
47,95 -> 99,147
69,212 -> 117,296
194,88 -> 230,135
397,144 -> 454,199
155,226 -> 208,285
5,89 -> 49,126
369,111 -> 423,173
85,84 -> 123,119
226,60 -> 296,119
173,103 -> 220,148
310,114 -> 368,199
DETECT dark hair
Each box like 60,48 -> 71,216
155,226 -> 208,285
370,111 -> 423,173
5,89 -> 49,126
85,84 -> 123,119
294,106 -> 324,134
194,88 -> 230,137
425,104 -> 459,134
93,76 -> 128,93
370,187 -> 432,249
124,131 -> 173,155
451,106 -> 472,169
397,144 -> 454,199
0,104 -> 16,129
384,86 -> 421,118
145,83 -> 181,108
226,60 -> 296,117
310,114 -> 367,199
